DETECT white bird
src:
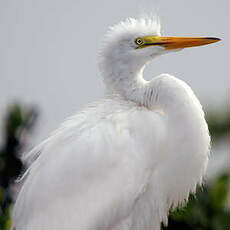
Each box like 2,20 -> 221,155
11,17 -> 220,230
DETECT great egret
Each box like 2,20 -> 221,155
11,17 -> 220,230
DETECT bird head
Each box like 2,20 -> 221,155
100,17 -> 220,69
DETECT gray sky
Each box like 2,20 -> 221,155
0,0 -> 228,145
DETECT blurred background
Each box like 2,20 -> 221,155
0,0 -> 229,229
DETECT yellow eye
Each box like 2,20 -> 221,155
135,38 -> 144,46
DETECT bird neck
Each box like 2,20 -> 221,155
101,60 -> 154,106
101,59 -> 201,117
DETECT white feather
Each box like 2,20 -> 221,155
11,17 -> 210,230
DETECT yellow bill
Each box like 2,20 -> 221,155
135,36 -> 221,50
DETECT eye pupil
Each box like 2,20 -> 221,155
135,38 -> 143,45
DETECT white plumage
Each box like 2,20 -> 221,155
11,17 -> 217,230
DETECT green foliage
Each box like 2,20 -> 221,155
207,107 -> 230,140
0,103 -> 37,230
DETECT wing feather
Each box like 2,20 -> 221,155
11,99 -> 166,230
